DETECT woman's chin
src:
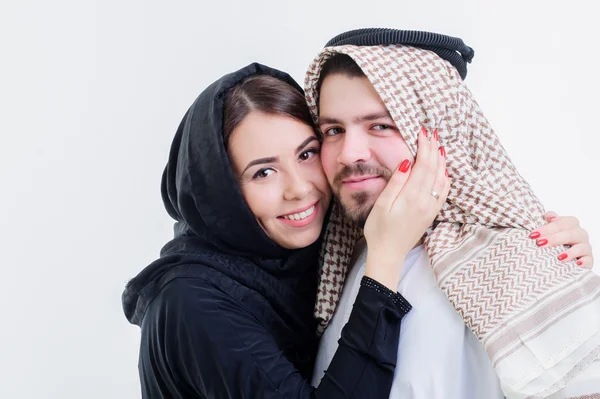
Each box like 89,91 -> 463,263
272,224 -> 324,250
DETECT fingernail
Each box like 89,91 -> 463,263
445,169 -> 449,177
399,159 -> 411,173
433,129 -> 439,141
548,216 -> 557,222
421,127 -> 427,138
536,238 -> 548,247
577,260 -> 583,266
558,253 -> 568,261
530,231 -> 541,239
439,146 -> 446,158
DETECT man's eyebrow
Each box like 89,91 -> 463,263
352,112 -> 392,124
318,116 -> 342,125
241,156 -> 278,175
295,137 -> 319,153
318,112 -> 392,125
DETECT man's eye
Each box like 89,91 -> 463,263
324,127 -> 343,136
372,124 -> 390,131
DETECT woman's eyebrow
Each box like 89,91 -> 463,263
295,137 -> 319,153
242,156 -> 278,174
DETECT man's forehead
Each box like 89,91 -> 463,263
317,75 -> 393,125
318,72 -> 388,104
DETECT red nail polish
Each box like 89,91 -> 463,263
399,159 -> 411,173
548,216 -> 557,222
577,260 -> 583,266
558,253 -> 568,261
445,169 -> 449,177
421,127 -> 427,138
530,231 -> 541,239
439,146 -> 446,158
433,129 -> 439,141
536,238 -> 548,247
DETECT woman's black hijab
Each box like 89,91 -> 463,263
122,63 -> 320,343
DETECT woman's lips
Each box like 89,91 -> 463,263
277,201 -> 319,228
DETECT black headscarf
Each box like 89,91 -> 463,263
123,63 -> 320,341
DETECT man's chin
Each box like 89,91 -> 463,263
339,198 -> 374,228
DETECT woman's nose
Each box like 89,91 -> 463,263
283,169 -> 311,201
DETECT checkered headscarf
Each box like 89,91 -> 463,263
305,45 -> 600,398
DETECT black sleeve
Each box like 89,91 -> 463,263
138,276 -> 411,399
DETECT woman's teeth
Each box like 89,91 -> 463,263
282,205 -> 315,221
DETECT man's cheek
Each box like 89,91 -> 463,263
320,149 -> 337,184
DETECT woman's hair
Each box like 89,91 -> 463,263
223,74 -> 315,146
316,53 -> 365,95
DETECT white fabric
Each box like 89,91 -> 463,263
312,241 -> 504,398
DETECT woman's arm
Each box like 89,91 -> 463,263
364,127 -> 450,289
530,211 -> 594,268
138,276 -> 411,399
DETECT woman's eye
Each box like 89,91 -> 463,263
253,168 -> 275,179
299,148 -> 319,161
323,127 -> 343,136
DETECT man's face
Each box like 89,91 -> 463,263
318,74 -> 414,226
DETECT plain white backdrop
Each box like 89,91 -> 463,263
1,0 -> 598,397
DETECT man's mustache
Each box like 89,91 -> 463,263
333,163 -> 392,187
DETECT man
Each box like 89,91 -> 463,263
306,30 -> 599,398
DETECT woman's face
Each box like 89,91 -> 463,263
228,111 -> 332,249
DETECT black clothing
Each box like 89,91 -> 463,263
122,63 -> 412,398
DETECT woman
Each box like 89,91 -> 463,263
122,61 -> 592,397
122,63 -> 449,398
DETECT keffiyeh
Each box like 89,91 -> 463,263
305,43 -> 600,398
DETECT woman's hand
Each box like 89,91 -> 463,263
363,127 -> 450,290
530,211 -> 594,269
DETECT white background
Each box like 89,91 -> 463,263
1,0 -> 598,397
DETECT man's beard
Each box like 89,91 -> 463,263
331,163 -> 392,228
339,191 -> 375,228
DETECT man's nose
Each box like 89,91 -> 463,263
338,130 -> 371,165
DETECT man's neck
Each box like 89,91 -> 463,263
414,236 -> 424,249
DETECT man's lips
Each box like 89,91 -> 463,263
342,175 -> 381,184
341,175 -> 384,191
